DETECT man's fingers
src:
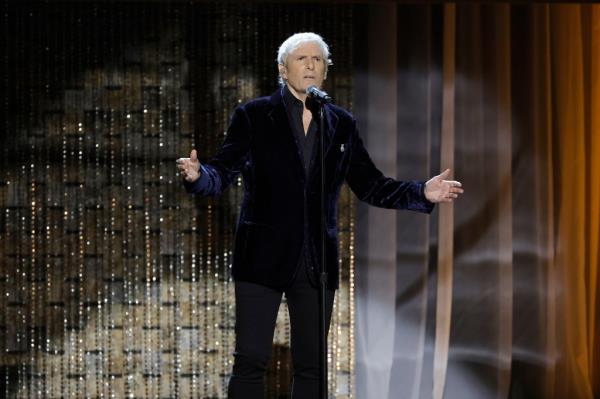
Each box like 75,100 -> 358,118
176,163 -> 189,173
190,149 -> 198,161
444,180 -> 461,187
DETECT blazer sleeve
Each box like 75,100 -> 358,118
183,106 -> 251,196
345,121 -> 435,213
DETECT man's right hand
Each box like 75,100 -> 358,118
176,149 -> 201,183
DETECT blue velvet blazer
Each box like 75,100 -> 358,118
184,89 -> 434,289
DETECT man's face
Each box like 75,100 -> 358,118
279,41 -> 327,98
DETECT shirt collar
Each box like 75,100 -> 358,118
282,85 -> 304,109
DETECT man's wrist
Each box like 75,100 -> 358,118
192,163 -> 202,183
193,164 -> 210,187
422,181 -> 435,204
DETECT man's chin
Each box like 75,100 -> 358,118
287,82 -> 322,98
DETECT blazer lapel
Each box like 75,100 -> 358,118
267,89 -> 306,183
322,104 -> 339,160
306,103 -> 340,186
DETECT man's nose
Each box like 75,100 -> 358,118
306,59 -> 315,70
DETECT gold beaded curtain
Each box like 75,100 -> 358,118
0,2 -> 355,398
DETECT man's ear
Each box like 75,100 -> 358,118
278,64 -> 287,80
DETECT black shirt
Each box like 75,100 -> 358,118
282,85 -> 320,286
282,85 -> 318,175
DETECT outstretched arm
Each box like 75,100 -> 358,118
175,106 -> 251,196
345,131 -> 434,213
345,124 -> 463,211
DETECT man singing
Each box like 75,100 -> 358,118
176,32 -> 463,399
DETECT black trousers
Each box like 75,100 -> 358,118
227,265 -> 335,399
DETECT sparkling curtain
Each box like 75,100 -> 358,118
1,3 -> 356,398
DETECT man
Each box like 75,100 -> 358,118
176,32 -> 463,399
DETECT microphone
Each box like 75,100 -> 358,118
306,86 -> 333,103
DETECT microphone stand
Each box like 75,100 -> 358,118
307,86 -> 332,399
317,99 -> 328,399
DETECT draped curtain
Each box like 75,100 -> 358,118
355,3 -> 599,399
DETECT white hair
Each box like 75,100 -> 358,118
276,32 -> 333,86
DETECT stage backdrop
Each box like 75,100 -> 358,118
1,3 -> 356,398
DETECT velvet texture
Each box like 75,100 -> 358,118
185,89 -> 434,289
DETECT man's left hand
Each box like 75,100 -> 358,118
424,169 -> 464,203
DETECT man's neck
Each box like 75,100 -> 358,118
286,84 -> 308,105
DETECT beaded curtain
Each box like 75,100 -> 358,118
1,2 -> 355,398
